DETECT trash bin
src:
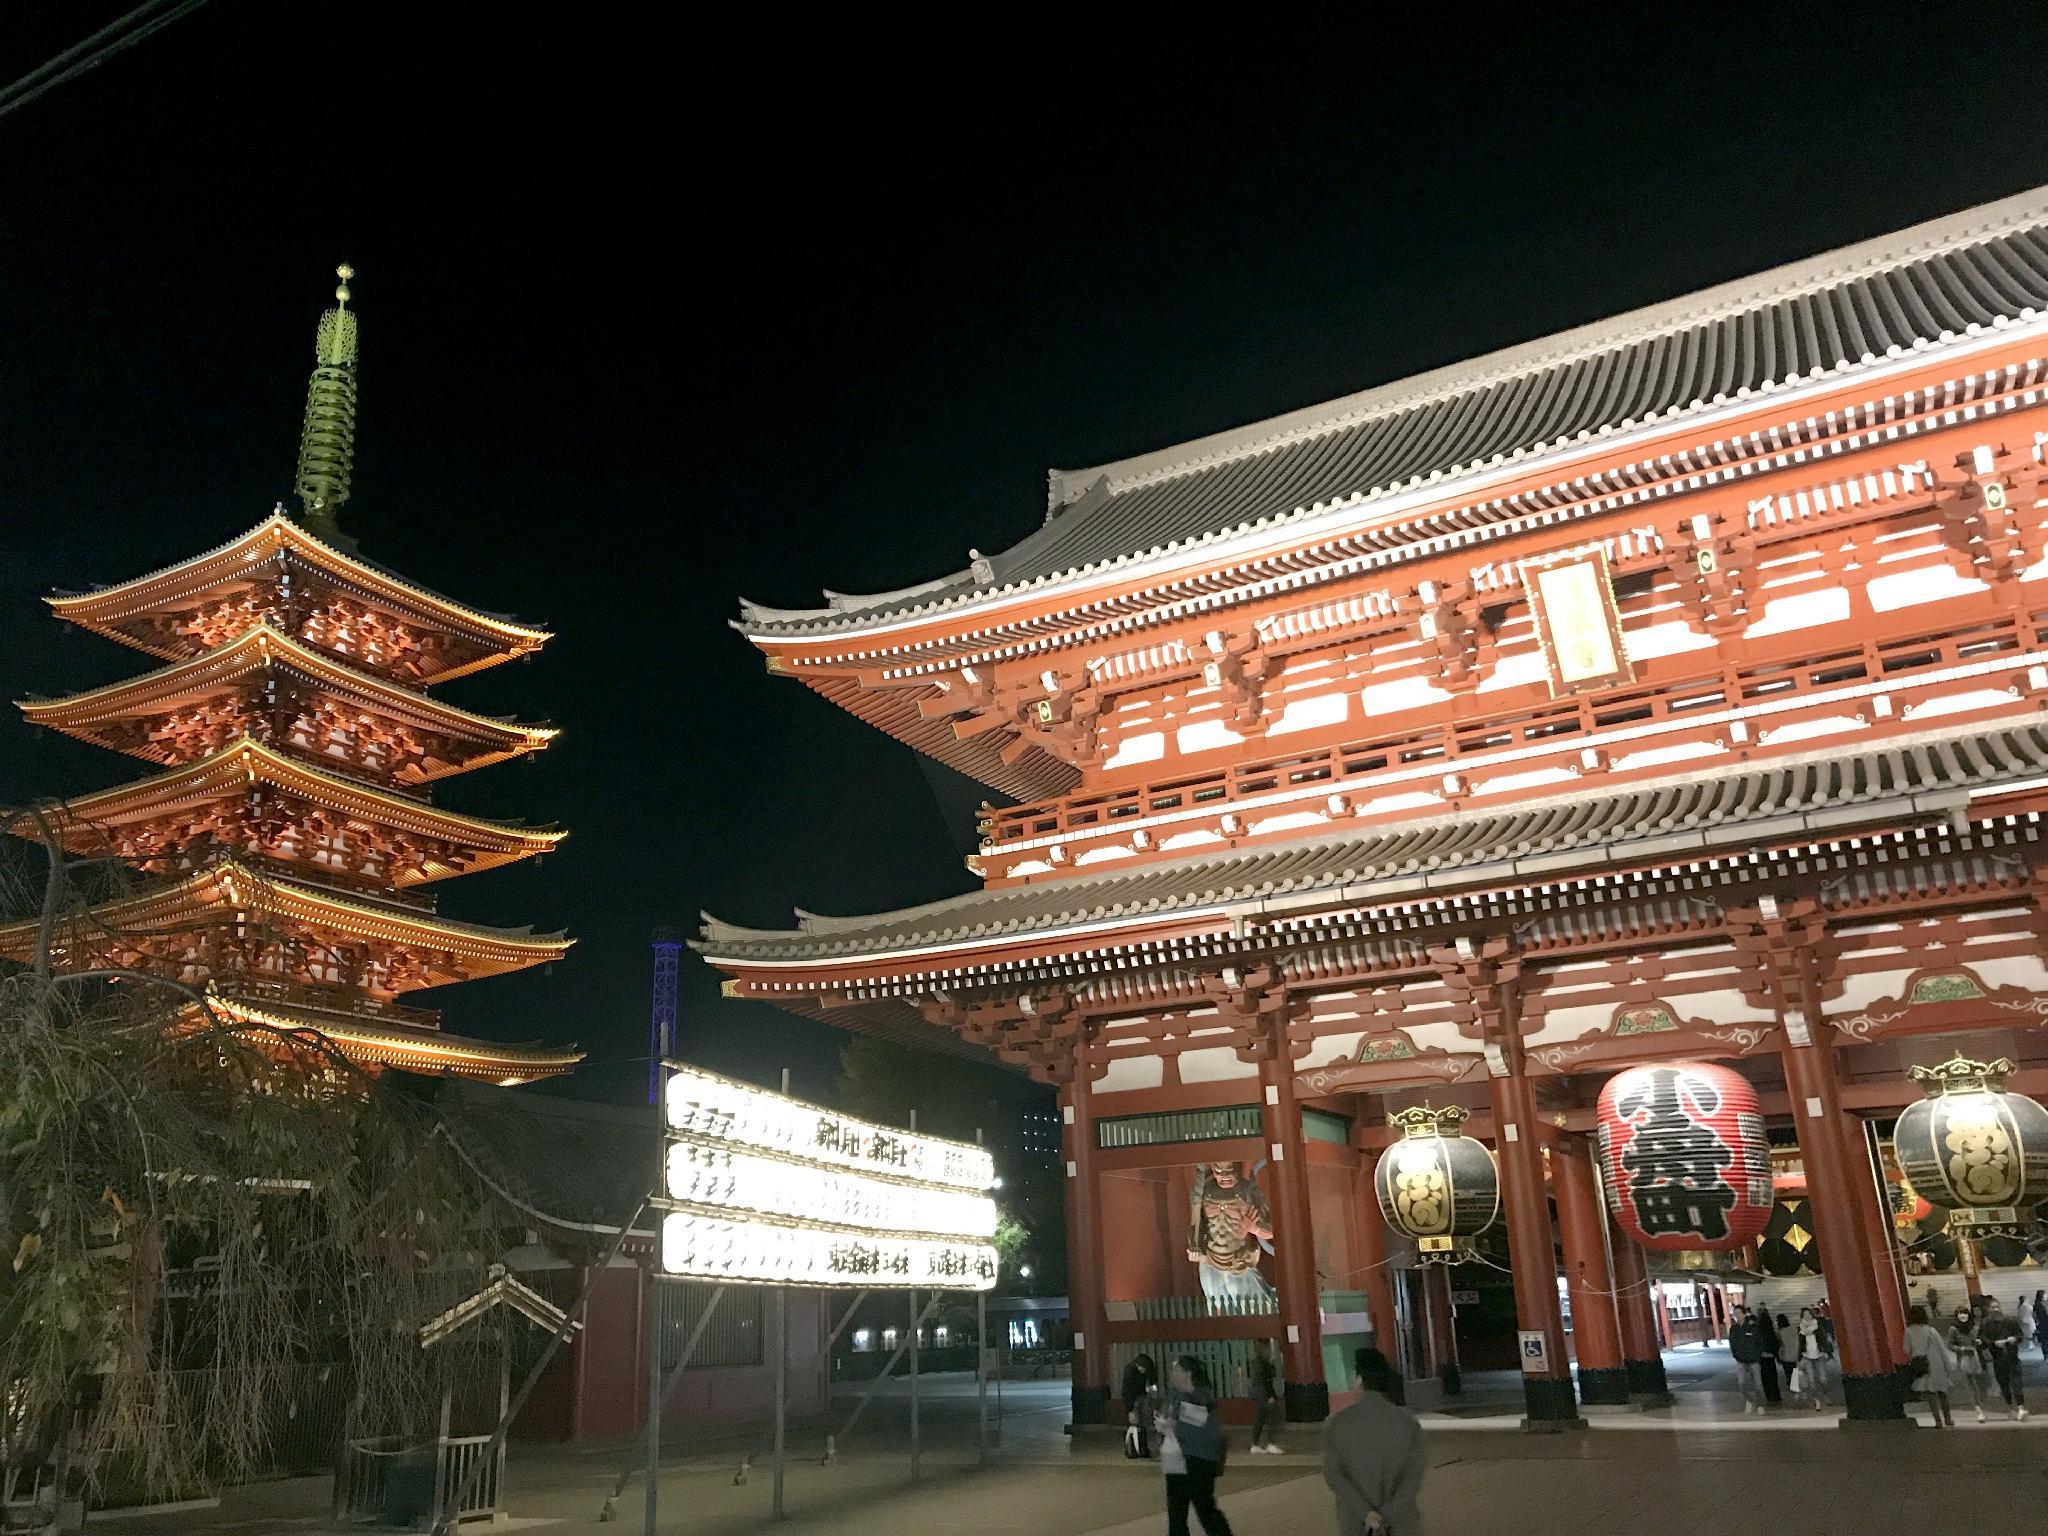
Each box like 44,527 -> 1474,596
380,1443 -> 440,1529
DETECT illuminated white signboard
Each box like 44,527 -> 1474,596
658,1063 -> 999,1290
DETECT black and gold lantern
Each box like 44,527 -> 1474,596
1374,1104 -> 1499,1262
1892,1055 -> 2048,1241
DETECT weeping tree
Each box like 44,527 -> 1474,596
0,811 -> 494,1515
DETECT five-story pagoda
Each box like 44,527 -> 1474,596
2,268 -> 580,1084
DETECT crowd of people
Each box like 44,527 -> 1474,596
1730,1285 -> 2048,1424
1727,1301 -> 1837,1412
1900,1287 -> 2045,1427
1107,1286 -> 2048,1533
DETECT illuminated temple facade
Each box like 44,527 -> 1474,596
5,271 -> 579,1084
701,188 -> 2048,1425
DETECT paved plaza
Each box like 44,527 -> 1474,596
150,1350 -> 2048,1535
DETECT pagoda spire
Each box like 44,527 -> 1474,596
292,263 -> 358,541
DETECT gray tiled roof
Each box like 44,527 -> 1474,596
696,716 -> 2048,965
401,1074 -> 658,1233
742,185 -> 2048,637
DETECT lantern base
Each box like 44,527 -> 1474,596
1624,1356 -> 1674,1406
1575,1366 -> 1632,1407
1838,1371 -> 1911,1425
1518,1375 -> 1584,1430
1283,1381 -> 1330,1422
1070,1383 -> 1111,1426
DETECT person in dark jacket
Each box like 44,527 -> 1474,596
1728,1305 -> 1768,1414
1980,1298 -> 2029,1420
2032,1290 -> 2048,1361
1753,1306 -> 1783,1404
1248,1339 -> 1283,1454
1122,1353 -> 1159,1458
1160,1355 -> 1233,1536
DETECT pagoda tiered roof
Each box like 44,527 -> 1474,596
0,857 -> 571,985
31,739 -> 565,886
48,511 -> 551,683
740,186 -> 2048,643
19,622 -> 557,780
699,714 -> 2048,973
193,993 -> 584,1086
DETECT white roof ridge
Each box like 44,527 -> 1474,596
1050,182 -> 2048,503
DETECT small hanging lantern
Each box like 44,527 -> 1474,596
1374,1104 -> 1500,1262
1597,1061 -> 1772,1252
1890,1171 -> 1934,1231
1892,1055 -> 2048,1240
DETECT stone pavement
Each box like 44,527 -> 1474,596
147,1354 -> 2048,1535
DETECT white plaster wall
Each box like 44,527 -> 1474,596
1098,1054 -> 1165,1092
1177,1048 -> 1260,1083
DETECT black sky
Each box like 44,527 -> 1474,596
5,4 -> 2048,1105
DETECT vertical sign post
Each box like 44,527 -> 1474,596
643,1270 -> 660,1535
976,1127 -> 989,1467
773,1067 -> 790,1520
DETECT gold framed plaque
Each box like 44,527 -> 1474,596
1518,545 -> 1634,697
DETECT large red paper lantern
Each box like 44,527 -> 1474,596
1596,1062 -> 1772,1252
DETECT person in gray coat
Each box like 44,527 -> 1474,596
1322,1347 -> 1425,1536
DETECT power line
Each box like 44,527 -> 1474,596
0,0 -> 213,124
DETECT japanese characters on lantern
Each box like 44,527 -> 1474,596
1374,1104 -> 1500,1262
1892,1055 -> 2048,1240
657,1063 -> 999,1289
1596,1062 -> 1771,1252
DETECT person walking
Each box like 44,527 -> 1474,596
1947,1306 -> 1990,1423
1774,1312 -> 1807,1408
1980,1298 -> 2029,1420
1755,1305 -> 1783,1405
2031,1290 -> 2048,1361
1795,1307 -> 1832,1408
1248,1339 -> 1284,1455
1322,1346 -> 1425,1536
1904,1304 -> 1956,1427
1728,1305 -> 1768,1415
1159,1355 -> 1233,1536
1122,1353 -> 1159,1458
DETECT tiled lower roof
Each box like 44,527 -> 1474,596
697,716 -> 2048,965
744,185 -> 2048,637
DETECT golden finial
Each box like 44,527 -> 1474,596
335,263 -> 354,306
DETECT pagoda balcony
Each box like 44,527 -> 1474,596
975,608 -> 2048,884
213,976 -> 440,1030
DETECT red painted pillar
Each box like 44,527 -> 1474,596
1780,1041 -> 1905,1420
1606,1227 -> 1672,1400
1422,1266 -> 1460,1388
1846,1114 -> 1907,1367
1061,1036 -> 1110,1425
1487,1070 -> 1580,1428
1551,1133 -> 1629,1405
1353,1155 -> 1401,1390
1259,1058 -> 1328,1419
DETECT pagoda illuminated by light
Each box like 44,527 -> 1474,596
3,267 -> 581,1084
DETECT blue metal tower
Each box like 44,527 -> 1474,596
649,927 -> 681,1103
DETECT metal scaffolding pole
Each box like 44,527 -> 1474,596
644,1272 -> 660,1535
833,1292 -> 944,1446
773,1286 -> 789,1519
909,1288 -> 921,1481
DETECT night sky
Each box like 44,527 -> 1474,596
5,6 -> 2047,1106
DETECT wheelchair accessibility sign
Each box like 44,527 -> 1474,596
1517,1331 -> 1549,1374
